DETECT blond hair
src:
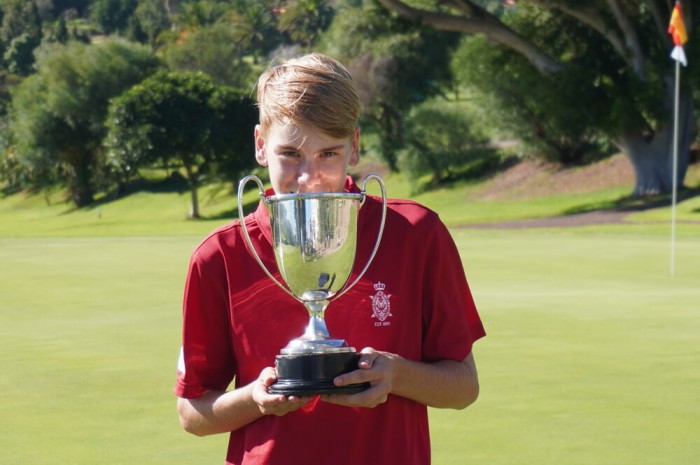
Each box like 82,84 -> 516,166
256,53 -> 360,139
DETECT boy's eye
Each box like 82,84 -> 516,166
321,151 -> 338,158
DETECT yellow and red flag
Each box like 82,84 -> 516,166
668,2 -> 688,65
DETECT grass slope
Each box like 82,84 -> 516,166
2,154 -> 699,237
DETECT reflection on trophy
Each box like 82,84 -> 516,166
238,174 -> 387,396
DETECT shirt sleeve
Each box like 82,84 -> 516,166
174,239 -> 236,398
420,217 -> 485,363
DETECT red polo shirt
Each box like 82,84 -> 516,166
175,177 -> 485,465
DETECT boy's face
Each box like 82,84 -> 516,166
254,122 -> 360,194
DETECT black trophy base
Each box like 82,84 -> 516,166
269,351 -> 370,396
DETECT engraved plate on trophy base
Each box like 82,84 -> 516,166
269,352 -> 370,396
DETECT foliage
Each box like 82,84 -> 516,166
319,0 -> 460,171
171,0 -> 230,31
450,5 -> 643,164
162,23 -> 253,87
50,0 -> 91,16
224,0 -> 280,64
0,0 -> 43,75
277,0 -> 334,47
3,0 -> 687,203
89,0 -> 139,34
4,32 -> 41,76
452,27 -> 614,164
105,70 -> 257,217
398,99 -> 495,192
377,0 -> 700,196
10,39 -> 161,206
127,0 -> 171,47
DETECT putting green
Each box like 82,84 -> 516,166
1,229 -> 698,464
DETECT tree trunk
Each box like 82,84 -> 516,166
615,130 -> 672,196
68,153 -> 94,207
70,183 -> 94,207
184,163 -> 200,219
377,104 -> 403,172
614,84 -> 693,197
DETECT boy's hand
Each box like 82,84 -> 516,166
320,347 -> 397,408
253,367 -> 314,416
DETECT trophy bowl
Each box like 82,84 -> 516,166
238,174 -> 386,396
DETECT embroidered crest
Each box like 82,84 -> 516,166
370,282 -> 392,324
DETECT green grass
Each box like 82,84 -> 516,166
0,183 -> 241,237
430,230 -> 700,464
0,236 -> 228,464
1,169 -> 699,464
3,170 -> 699,238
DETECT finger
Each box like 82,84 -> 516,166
358,355 -> 374,369
264,394 -> 315,416
359,347 -> 376,355
333,368 -> 373,388
258,367 -> 278,384
357,347 -> 379,369
322,387 -> 387,408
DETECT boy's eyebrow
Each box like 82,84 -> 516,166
275,144 -> 300,151
275,144 -> 346,152
317,144 -> 345,152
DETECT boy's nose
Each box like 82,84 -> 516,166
296,161 -> 322,193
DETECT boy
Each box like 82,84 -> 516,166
175,53 -> 485,465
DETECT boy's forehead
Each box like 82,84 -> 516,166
266,121 -> 343,147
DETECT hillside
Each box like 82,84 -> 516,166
476,154 -> 635,201
466,154 -> 700,228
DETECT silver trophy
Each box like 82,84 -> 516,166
238,174 -> 386,396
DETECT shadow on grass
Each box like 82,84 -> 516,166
54,172 -> 191,216
202,197 -> 259,222
411,152 -> 518,194
112,172 -> 190,198
563,186 -> 700,216
57,170 -> 267,222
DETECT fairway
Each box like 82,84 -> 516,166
1,229 -> 698,464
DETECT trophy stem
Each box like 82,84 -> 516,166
303,313 -> 329,341
303,300 -> 330,340
281,299 -> 352,355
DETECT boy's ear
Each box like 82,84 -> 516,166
254,125 -> 268,166
349,127 -> 361,166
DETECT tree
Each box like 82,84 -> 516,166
0,0 -> 43,75
162,23 -> 253,87
224,0 -> 280,64
10,39 -> 161,206
105,70 -> 258,218
320,0 -> 459,171
89,0 -> 139,34
399,98 -> 494,191
277,0 -> 335,48
170,0 -> 228,31
127,0 -> 171,48
451,10 -> 614,165
4,32 -> 41,75
377,0 -> 698,196
50,0 -> 91,17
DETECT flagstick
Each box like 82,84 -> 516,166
670,58 -> 680,276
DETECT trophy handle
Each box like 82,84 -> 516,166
237,174 -> 297,300
333,173 -> 387,301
